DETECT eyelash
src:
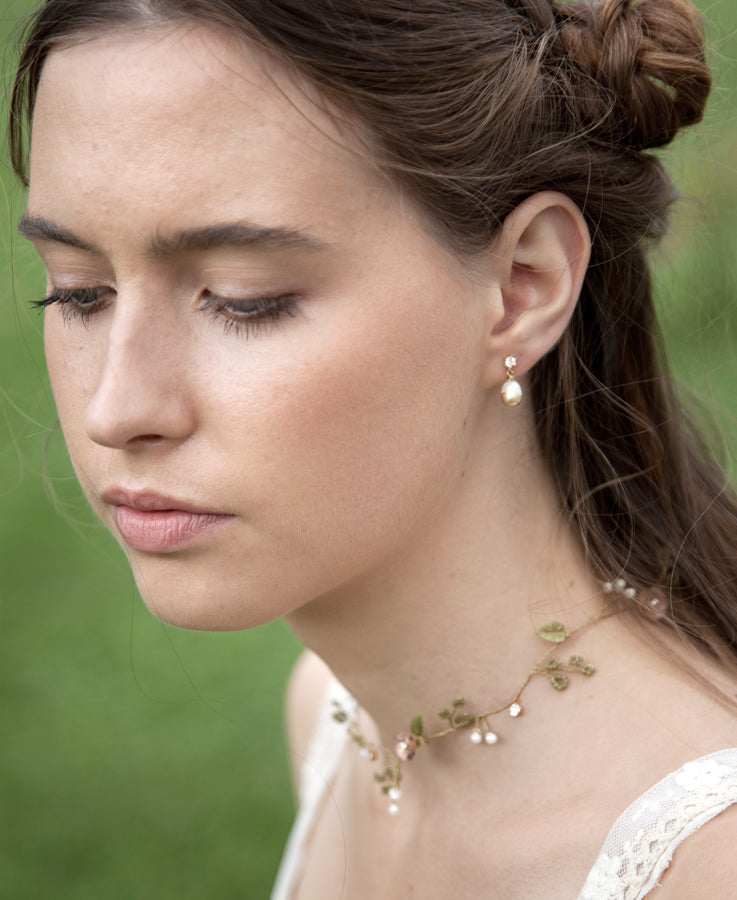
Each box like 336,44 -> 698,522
197,291 -> 298,337
32,287 -> 299,336
32,287 -> 109,325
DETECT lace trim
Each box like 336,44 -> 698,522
578,749 -> 737,900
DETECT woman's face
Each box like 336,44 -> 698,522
26,24 -> 501,630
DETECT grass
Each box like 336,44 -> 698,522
1,1 -> 737,898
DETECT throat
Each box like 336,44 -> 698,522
324,580 -> 638,817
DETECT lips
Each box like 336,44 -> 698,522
103,490 -> 235,553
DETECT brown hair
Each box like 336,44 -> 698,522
9,1 -> 737,676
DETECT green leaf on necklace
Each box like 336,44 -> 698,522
537,621 -> 571,643
410,715 -> 428,740
550,673 -> 570,691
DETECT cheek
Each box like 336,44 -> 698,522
210,295 -> 480,568
44,313 -> 93,443
43,311 -> 115,508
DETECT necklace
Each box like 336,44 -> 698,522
332,579 -> 647,815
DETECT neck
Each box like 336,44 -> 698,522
286,408 -> 604,755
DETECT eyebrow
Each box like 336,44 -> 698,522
18,215 -> 93,251
150,222 -> 330,256
17,215 -> 330,256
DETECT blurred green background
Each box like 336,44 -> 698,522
1,1 -> 736,898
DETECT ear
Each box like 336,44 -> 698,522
482,191 -> 590,388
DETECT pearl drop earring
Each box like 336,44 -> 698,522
500,355 -> 523,407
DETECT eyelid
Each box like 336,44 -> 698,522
199,288 -> 299,309
197,290 -> 299,336
31,285 -> 114,326
32,285 -> 110,310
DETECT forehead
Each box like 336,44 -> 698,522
28,24 -> 383,241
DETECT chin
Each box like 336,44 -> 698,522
129,569 -> 289,632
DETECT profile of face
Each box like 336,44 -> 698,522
26,23 -> 513,630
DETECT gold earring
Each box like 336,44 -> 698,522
500,356 -> 523,407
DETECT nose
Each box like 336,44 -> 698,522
84,301 -> 196,449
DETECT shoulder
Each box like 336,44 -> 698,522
651,801 -> 737,898
284,650 -> 336,793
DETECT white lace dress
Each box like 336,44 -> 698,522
578,749 -> 737,898
272,682 -> 737,899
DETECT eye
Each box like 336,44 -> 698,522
32,287 -> 111,324
197,290 -> 298,336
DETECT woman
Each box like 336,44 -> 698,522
9,0 -> 737,896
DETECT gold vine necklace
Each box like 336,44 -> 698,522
332,578 -> 656,815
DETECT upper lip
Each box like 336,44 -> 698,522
101,488 -> 226,515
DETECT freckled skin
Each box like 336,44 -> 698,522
29,24 -> 502,630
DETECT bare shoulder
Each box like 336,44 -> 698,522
653,802 -> 737,898
284,650 -> 336,793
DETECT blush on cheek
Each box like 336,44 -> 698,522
243,325 -> 471,568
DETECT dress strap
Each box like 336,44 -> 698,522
577,748 -> 737,899
271,679 -> 352,900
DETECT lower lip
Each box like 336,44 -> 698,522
112,506 -> 234,553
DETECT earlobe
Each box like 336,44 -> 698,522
483,191 -> 590,387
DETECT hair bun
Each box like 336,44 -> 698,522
556,0 -> 711,150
